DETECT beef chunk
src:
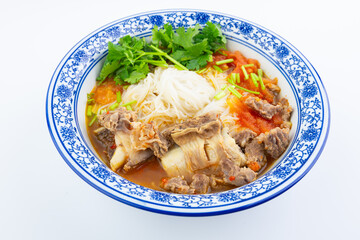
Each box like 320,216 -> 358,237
130,122 -> 168,158
221,158 -> 256,186
189,174 -> 210,194
278,98 -> 293,129
258,127 -> 290,159
98,107 -> 137,133
245,138 -> 267,172
266,83 -> 281,103
94,127 -> 115,159
245,96 -> 281,120
162,177 -> 195,194
230,128 -> 257,148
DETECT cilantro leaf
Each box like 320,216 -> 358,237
124,62 -> 149,84
98,59 -> 121,81
172,25 -> 200,49
97,21 -> 227,85
194,22 -> 226,52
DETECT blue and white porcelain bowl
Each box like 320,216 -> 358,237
46,9 -> 330,216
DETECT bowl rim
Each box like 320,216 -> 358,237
46,8 -> 330,216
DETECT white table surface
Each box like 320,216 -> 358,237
1,1 -> 359,239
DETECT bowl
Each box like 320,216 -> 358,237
46,9 -> 330,216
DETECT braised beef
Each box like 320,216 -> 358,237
162,177 -> 195,194
245,138 -> 267,171
278,98 -> 293,129
266,83 -> 281,103
230,128 -> 257,148
221,158 -> 256,186
189,174 -> 210,194
98,107 -> 137,133
245,96 -> 281,120
94,127 -> 115,159
258,127 -> 290,159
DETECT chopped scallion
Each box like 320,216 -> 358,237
109,103 -> 119,111
258,69 -> 265,90
126,105 -> 132,111
120,100 -> 137,107
217,51 -> 228,56
250,73 -> 259,88
216,59 -> 234,65
221,84 -> 227,90
241,65 -> 249,79
227,86 -> 242,99
232,84 -> 260,95
87,105 -> 93,117
243,64 -> 254,68
214,91 -> 226,100
213,65 -> 223,73
236,73 -> 240,83
197,68 -> 208,74
116,91 -> 122,103
209,55 -> 213,62
88,115 -> 97,127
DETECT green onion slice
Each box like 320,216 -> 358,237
232,84 -> 260,95
241,65 -> 249,80
197,68 -> 208,74
227,86 -> 242,99
216,59 -> 234,65
242,64 -> 254,68
214,91 -> 226,100
109,103 -> 119,111
87,105 -> 93,117
120,100 -> 137,107
250,73 -> 259,88
258,69 -> 265,90
213,65 -> 223,73
88,115 -> 97,127
116,91 -> 122,103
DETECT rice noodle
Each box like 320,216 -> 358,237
121,66 -> 237,131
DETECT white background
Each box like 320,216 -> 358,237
1,1 -> 359,239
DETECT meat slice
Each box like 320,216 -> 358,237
129,122 -> 168,158
266,83 -> 281,103
230,128 -> 257,148
278,98 -> 293,129
93,127 -> 115,159
245,138 -> 267,172
189,174 -> 210,194
245,96 -> 281,119
98,107 -> 137,133
221,158 -> 256,187
162,177 -> 195,194
258,127 -> 290,159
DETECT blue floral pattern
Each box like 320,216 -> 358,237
47,10 -> 329,214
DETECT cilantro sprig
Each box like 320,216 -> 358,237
97,21 -> 226,85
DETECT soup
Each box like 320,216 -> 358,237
85,22 -> 292,194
